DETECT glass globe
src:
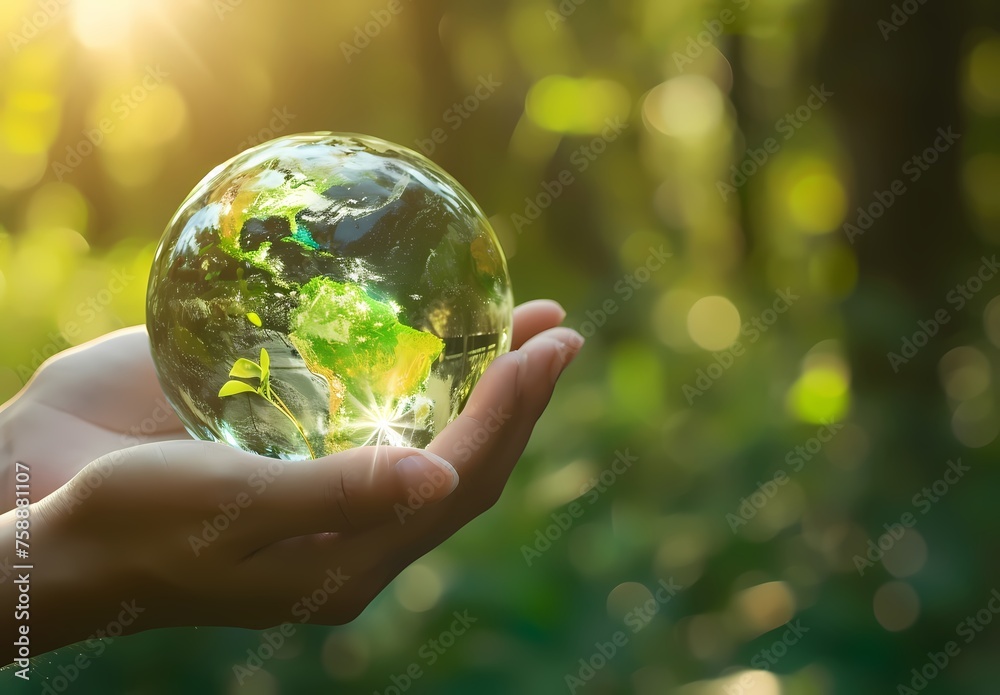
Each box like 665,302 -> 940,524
146,133 -> 512,459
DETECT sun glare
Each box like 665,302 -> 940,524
70,0 -> 161,50
345,389 -> 418,451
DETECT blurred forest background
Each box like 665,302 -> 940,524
2,0 -> 1000,693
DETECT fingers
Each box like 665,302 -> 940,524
512,300 -> 566,350
244,444 -> 460,544
60,438 -> 460,551
430,326 -> 583,480
252,306 -> 575,548
425,352 -> 521,477
265,326 -> 586,590
247,326 -> 583,591
19,326 -> 186,435
39,317 -> 584,633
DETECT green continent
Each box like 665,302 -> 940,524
288,276 -> 445,409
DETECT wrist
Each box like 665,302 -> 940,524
0,495 -> 139,666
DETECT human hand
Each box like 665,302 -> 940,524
0,327 -> 188,506
1,300 -> 582,661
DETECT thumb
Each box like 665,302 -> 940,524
245,445 -> 460,543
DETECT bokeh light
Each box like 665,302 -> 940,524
393,563 -> 445,613
526,75 -> 631,134
782,159 -> 848,234
873,582 -> 921,632
965,35 -> 1000,114
938,346 -> 991,401
0,1 -> 996,692
732,581 -> 796,637
786,351 -> 851,424
882,530 -> 928,579
687,295 -> 741,351
642,76 -> 726,140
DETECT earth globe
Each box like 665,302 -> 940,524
146,133 -> 513,460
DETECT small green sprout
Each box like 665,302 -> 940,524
219,347 -> 316,459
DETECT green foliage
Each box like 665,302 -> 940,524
1,0 -> 998,693
288,275 -> 445,403
219,348 -> 315,459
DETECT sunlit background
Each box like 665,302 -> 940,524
2,0 -> 1000,692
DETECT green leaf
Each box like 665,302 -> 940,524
229,358 -> 262,379
260,347 -> 270,374
218,380 -> 258,397
246,312 -> 262,327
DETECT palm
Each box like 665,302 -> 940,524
5,301 -> 576,655
0,327 -> 188,503
0,302 -> 565,508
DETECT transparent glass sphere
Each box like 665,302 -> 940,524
147,133 -> 512,459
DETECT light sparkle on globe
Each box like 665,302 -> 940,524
147,133 -> 512,459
